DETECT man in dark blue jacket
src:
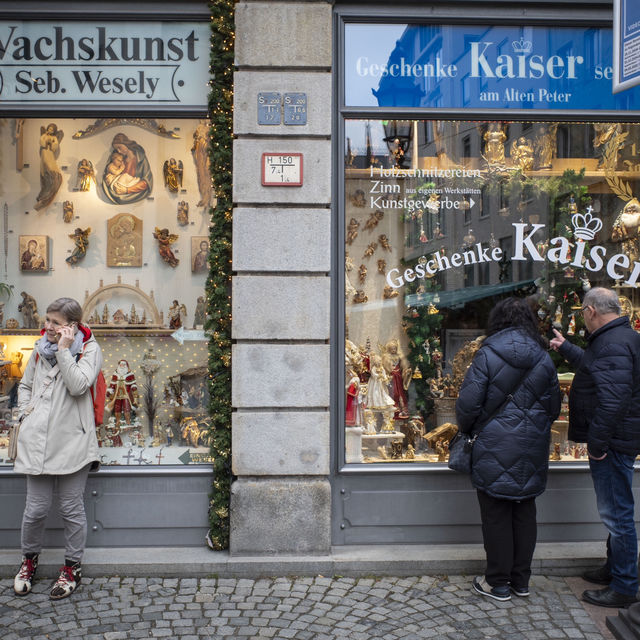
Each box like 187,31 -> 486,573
551,287 -> 640,608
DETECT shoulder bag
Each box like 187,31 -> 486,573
7,364 -> 59,461
448,366 -> 532,473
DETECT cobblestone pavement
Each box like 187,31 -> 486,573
1,574 -> 607,639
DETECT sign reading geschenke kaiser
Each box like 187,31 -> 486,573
0,22 -> 210,109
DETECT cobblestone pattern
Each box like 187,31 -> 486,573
0,574 -> 605,639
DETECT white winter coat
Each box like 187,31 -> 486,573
14,331 -> 103,475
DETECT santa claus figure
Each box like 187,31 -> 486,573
106,359 -> 139,425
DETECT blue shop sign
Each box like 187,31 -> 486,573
344,23 -> 640,111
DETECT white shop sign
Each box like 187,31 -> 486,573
0,21 -> 209,108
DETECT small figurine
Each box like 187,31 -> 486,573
76,158 -> 95,191
378,234 -> 392,252
510,136 -> 534,171
350,189 -> 366,207
567,313 -> 576,336
364,210 -> 384,231
553,304 -> 563,327
346,218 -> 360,245
18,291 -> 40,329
377,259 -> 386,274
163,158 -> 183,192
363,242 -> 377,259
112,309 -> 127,324
353,290 -> 368,304
383,285 -> 399,299
483,122 -> 507,165
177,201 -> 189,226
106,359 -> 139,426
101,304 -> 109,325
550,442 -> 561,461
129,304 -> 139,324
358,264 -> 367,284
63,200 -> 74,223
405,444 -> 415,460
168,300 -> 187,329
193,296 -> 206,328
568,194 -> 578,214
66,227 -> 91,265
192,121 -> 213,208
153,227 -> 180,267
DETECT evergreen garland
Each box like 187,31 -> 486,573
206,0 -> 234,551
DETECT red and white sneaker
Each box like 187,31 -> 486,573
49,562 -> 81,600
14,555 -> 38,595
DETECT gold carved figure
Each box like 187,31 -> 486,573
107,213 -> 143,267
483,123 -> 506,165
177,200 -> 189,226
153,227 -> 180,268
611,198 -> 640,263
66,227 -> 91,265
510,136 -> 534,171
62,200 -> 74,223
163,158 -> 183,193
533,123 -> 558,169
192,121 -> 214,208
76,158 -> 95,191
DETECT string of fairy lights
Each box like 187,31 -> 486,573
206,0 -> 234,551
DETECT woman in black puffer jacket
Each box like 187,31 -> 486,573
455,297 -> 561,602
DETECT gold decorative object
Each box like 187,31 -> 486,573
76,158 -> 95,191
358,264 -> 367,284
63,200 -> 74,223
163,158 -> 183,193
177,200 -> 189,226
377,259 -> 386,274
346,218 -> 360,245
192,120 -> 214,208
427,303 -> 439,315
482,122 -> 507,165
383,285 -> 399,299
34,123 -> 63,211
378,234 -> 392,252
363,242 -> 377,259
153,227 -> 180,267
533,123 -> 558,169
73,118 -> 179,139
611,198 -> 640,263
619,296 -> 633,317
107,213 -> 142,267
350,189 -> 366,207
353,290 -> 368,304
510,136 -> 534,171
66,227 -> 91,266
426,193 -> 440,213
364,209 -> 383,230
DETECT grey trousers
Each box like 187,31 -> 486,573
21,464 -> 91,563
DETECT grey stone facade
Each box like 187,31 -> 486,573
230,0 -> 333,555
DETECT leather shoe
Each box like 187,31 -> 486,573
582,587 -> 638,608
582,565 -> 611,585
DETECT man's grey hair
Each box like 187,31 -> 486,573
583,287 -> 621,316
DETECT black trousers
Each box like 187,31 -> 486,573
476,489 -> 538,589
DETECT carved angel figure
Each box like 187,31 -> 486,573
35,123 -> 63,211
177,200 -> 189,226
168,299 -> 187,329
192,122 -> 213,207
66,227 -> 91,265
511,136 -> 534,171
483,122 -> 506,165
364,210 -> 384,231
346,218 -> 360,245
163,158 -> 183,193
153,227 -> 180,267
63,200 -> 74,223
76,158 -> 95,191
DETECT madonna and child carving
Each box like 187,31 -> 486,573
102,133 -> 153,204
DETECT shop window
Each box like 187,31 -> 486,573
0,118 -> 212,467
344,118 -> 640,465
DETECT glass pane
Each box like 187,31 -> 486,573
0,117 -> 212,467
344,118 -> 640,464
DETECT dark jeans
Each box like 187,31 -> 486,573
589,449 -> 638,596
477,489 -> 537,589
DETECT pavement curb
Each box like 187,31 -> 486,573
0,541 -> 607,579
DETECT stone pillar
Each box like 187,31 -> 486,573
230,1 -> 333,555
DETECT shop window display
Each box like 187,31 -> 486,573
0,117 -> 212,466
344,118 -> 640,464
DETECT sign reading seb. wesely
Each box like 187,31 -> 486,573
0,22 -> 209,108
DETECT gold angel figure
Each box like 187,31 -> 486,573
163,158 -> 183,193
177,200 -> 189,226
153,227 -> 180,267
76,158 -> 95,191
63,200 -> 74,223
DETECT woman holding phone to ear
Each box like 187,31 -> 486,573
12,297 -> 103,600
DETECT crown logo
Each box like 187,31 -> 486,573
572,206 -> 603,241
512,38 -> 533,54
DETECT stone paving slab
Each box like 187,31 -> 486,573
0,574 -> 610,639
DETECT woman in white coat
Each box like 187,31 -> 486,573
13,297 -> 103,599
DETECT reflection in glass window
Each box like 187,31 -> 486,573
344,118 -> 640,464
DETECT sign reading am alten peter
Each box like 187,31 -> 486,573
0,21 -> 210,108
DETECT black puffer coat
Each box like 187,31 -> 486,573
558,315 -> 640,458
455,327 -> 561,500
